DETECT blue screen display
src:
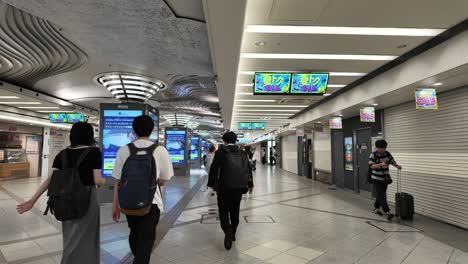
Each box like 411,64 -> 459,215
238,122 -> 252,130
190,137 -> 199,160
290,73 -> 329,94
101,110 -> 143,177
49,113 -> 67,123
166,130 -> 186,164
254,73 -> 291,94
149,111 -> 159,143
66,113 -> 85,123
252,122 -> 265,130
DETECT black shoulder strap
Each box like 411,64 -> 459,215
74,147 -> 92,169
127,143 -> 137,156
145,144 -> 158,156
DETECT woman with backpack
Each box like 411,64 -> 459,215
17,122 -> 106,264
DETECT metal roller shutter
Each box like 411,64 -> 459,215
385,87 -> 468,229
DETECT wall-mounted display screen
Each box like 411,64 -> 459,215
238,122 -> 252,130
344,137 -> 353,171
329,117 -> 343,129
290,73 -> 329,94
360,107 -> 375,122
415,89 -> 438,110
252,122 -> 265,130
66,113 -> 85,123
165,130 -> 186,164
101,110 -> 143,177
254,73 -> 292,94
49,113 -> 67,123
190,137 -> 199,160
149,111 -> 159,143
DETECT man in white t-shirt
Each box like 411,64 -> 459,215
112,115 -> 174,264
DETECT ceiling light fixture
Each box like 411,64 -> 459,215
323,93 -> 331,96
433,82 -> 443,86
96,72 -> 166,102
327,84 -> 346,88
239,71 -> 366,76
235,105 -> 307,108
236,99 -> 277,102
245,25 -> 444,37
237,84 -> 254,87
236,92 -> 253,95
372,103 -> 379,106
235,109 -> 299,112
0,96 -> 20,99
241,53 -> 397,61
19,106 -> 60,109
254,41 -> 266,46
0,102 -> 41,105
0,115 -> 71,129
38,110 -> 75,113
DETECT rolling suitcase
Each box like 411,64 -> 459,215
395,169 -> 414,220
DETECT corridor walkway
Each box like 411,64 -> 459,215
0,166 -> 467,264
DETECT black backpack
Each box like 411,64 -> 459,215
118,143 -> 158,216
220,146 -> 250,189
45,148 -> 92,221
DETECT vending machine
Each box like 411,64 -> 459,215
98,103 -> 159,203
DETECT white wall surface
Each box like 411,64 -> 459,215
314,126 -> 332,172
281,134 -> 298,174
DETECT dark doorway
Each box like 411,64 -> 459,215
332,131 -> 344,188
355,128 -> 372,196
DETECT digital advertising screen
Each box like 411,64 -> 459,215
252,122 -> 265,130
101,110 -> 143,177
360,107 -> 375,123
49,113 -> 67,123
165,130 -> 186,164
290,73 -> 329,94
149,111 -> 159,143
415,89 -> 438,110
190,136 -> 199,160
238,122 -> 252,130
254,73 -> 292,94
66,113 -> 85,123
329,117 -> 343,129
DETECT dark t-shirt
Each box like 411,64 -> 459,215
52,147 -> 102,186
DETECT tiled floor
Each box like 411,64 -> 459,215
0,166 -> 467,264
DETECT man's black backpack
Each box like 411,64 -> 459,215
45,148 -> 92,221
118,143 -> 158,216
221,146 -> 250,189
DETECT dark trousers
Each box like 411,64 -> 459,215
261,156 -> 267,165
126,205 -> 160,264
217,190 -> 243,235
270,156 -> 276,165
373,182 -> 390,213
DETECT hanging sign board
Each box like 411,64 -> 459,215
329,117 -> 342,129
360,107 -> 375,122
415,89 -> 438,110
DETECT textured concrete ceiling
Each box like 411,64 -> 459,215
3,0 -> 213,78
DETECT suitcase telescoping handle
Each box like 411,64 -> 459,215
397,168 -> 402,193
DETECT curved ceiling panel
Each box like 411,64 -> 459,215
0,3 -> 87,86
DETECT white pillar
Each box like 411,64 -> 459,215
41,127 -> 51,178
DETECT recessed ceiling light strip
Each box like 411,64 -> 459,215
245,25 -> 444,36
241,53 -> 397,61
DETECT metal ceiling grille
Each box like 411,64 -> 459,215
162,113 -> 193,126
96,73 -> 166,102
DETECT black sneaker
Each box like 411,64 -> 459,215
224,232 -> 233,250
386,213 -> 394,221
373,209 -> 383,216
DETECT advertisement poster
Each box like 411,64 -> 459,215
415,89 -> 438,110
290,73 -> 329,94
166,130 -> 186,164
101,110 -> 143,177
344,137 -> 353,171
190,137 -> 199,160
329,117 -> 343,129
360,107 -> 375,122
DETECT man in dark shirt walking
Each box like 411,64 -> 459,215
369,140 -> 402,221
208,132 -> 253,250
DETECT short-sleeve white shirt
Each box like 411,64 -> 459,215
112,139 -> 174,211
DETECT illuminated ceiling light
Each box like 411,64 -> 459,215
236,92 -> 253,95
233,113 -> 291,116
323,93 -> 331,96
95,72 -> 166,102
239,71 -> 365,77
237,84 -> 254,87
245,25 -> 444,37
235,105 -> 307,108
236,99 -> 277,102
19,106 -> 60,109
0,102 -> 41,105
241,53 -> 397,61
0,96 -> 20,99
235,109 -> 299,112
163,113 -> 193,126
38,110 -> 75,113
372,103 -> 379,106
0,114 -> 71,129
433,82 -> 443,86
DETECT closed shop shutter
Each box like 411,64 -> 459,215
282,134 -> 298,174
384,87 -> 468,229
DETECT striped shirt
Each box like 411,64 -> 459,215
369,151 -> 396,181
